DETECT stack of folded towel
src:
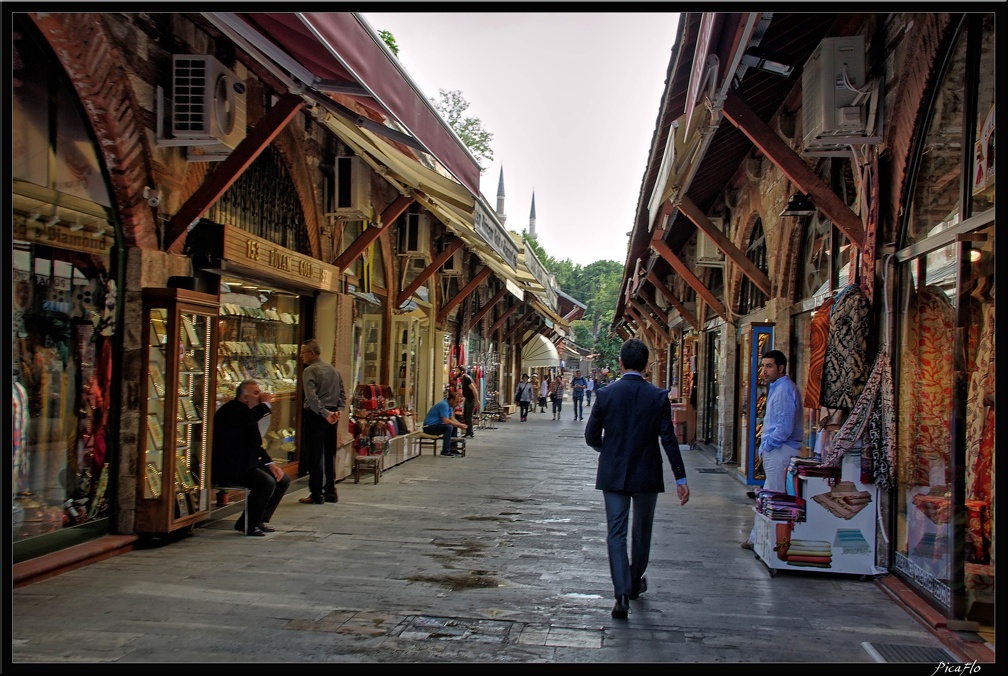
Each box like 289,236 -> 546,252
776,538 -> 832,567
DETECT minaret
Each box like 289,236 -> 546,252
528,191 -> 537,239
496,167 -> 506,226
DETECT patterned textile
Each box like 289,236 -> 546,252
820,285 -> 872,410
898,285 -> 954,487
803,296 -> 834,410
964,299 -> 994,564
12,381 -> 30,495
820,348 -> 896,490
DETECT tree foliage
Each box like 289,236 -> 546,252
430,89 -> 494,169
378,30 -> 399,57
516,231 -> 624,372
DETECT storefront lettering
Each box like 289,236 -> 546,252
298,259 -> 314,279
894,552 -> 951,606
14,220 -> 110,254
268,250 -> 291,272
246,239 -> 260,260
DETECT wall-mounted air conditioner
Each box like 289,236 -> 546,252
327,156 -> 374,221
172,55 -> 247,149
398,212 -> 430,256
801,36 -> 872,154
696,218 -> 725,267
440,249 -> 464,276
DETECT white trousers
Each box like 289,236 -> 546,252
748,445 -> 792,543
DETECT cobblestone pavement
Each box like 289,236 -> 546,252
11,408 -> 955,664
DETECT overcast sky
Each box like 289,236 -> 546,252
362,12 -> 681,268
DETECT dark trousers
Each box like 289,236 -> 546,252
302,412 -> 337,501
539,396 -> 547,412
572,395 -> 584,419
586,390 -> 593,406
552,396 -> 563,416
518,400 -> 531,419
423,423 -> 458,454
233,466 -> 291,533
603,490 -> 658,600
463,397 -> 476,435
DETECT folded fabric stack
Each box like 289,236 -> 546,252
833,528 -> 870,554
785,459 -> 841,497
778,538 -> 832,567
755,490 -> 806,522
812,481 -> 873,519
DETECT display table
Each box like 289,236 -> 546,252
753,452 -> 885,578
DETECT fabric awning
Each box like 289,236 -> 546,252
522,333 -> 560,368
210,12 -> 481,196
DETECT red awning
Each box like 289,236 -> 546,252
231,12 -> 482,197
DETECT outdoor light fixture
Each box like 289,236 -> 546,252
780,193 -> 816,217
740,49 -> 794,78
45,214 -> 60,227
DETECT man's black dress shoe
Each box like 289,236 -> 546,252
324,495 -> 338,503
611,594 -> 630,619
630,575 -> 647,600
257,523 -> 276,533
245,527 -> 267,537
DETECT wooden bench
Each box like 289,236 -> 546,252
416,432 -> 466,457
213,484 -> 250,533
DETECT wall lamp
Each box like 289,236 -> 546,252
740,49 -> 794,78
780,193 -> 816,217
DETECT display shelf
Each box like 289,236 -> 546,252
136,288 -> 218,534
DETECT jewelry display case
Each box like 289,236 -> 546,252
136,288 -> 218,534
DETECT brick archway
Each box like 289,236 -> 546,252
29,13 -> 158,250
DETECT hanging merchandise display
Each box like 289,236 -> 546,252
819,284 -> 872,413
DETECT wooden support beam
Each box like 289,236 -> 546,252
721,89 -> 865,248
438,266 -> 492,323
395,237 -> 464,307
678,195 -> 773,297
639,293 -> 669,327
165,93 -> 305,253
650,234 -> 727,321
504,307 -> 537,341
470,285 -> 508,331
646,270 -> 699,330
333,195 -> 413,271
487,300 -> 521,338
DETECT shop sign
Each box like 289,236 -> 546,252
474,202 -> 519,269
223,224 -> 338,292
13,216 -> 113,256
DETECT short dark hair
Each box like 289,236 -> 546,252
620,338 -> 649,371
762,349 -> 787,370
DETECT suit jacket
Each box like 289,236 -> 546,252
212,398 -> 273,485
584,372 -> 686,493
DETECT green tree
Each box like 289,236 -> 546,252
378,30 -> 399,57
431,89 -> 494,169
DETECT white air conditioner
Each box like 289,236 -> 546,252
440,249 -> 464,276
398,212 -> 430,256
696,217 -> 725,267
172,55 -> 247,149
801,36 -> 868,152
327,156 -> 374,221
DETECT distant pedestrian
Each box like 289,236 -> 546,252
549,376 -> 565,420
586,375 -> 596,407
539,375 -> 550,413
514,373 -> 535,422
570,369 -> 588,421
584,338 -> 689,619
456,365 -> 479,438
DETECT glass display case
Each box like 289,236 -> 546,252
136,288 -> 218,534
216,279 -> 301,463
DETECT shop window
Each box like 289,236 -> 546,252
738,219 -> 768,315
208,146 -> 310,255
894,14 -> 995,622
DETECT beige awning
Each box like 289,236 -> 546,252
522,333 -> 560,367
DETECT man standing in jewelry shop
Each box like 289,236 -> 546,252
297,338 -> 346,505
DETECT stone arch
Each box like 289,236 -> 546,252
29,12 -> 159,249
729,209 -> 768,315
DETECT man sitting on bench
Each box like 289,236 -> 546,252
422,388 -> 467,457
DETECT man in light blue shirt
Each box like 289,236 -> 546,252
423,388 -> 466,456
742,349 -> 803,549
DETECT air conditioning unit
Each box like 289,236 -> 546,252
172,55 -> 247,149
440,249 -> 464,276
327,156 -> 374,221
398,212 -> 430,256
696,217 -> 725,267
801,36 -> 868,153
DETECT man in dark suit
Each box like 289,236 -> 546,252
584,338 -> 689,619
212,379 -> 290,536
